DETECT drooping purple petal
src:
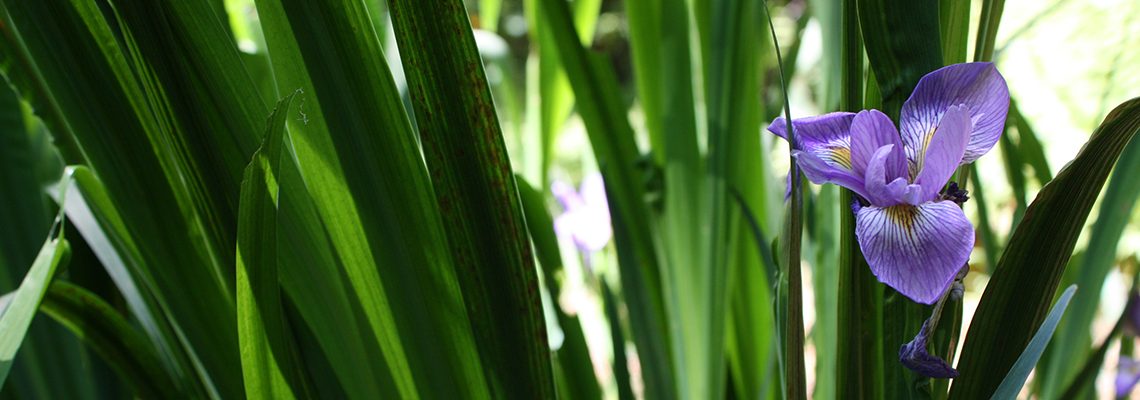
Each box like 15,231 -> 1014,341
1118,356 -> 1140,398
862,145 -> 909,206
855,201 -> 974,304
913,105 -> 972,201
792,150 -> 870,200
850,109 -> 906,178
900,62 -> 1010,165
771,113 -> 860,198
899,320 -> 959,378
768,112 -> 856,150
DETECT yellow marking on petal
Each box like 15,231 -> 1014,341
914,126 -> 938,178
885,205 -> 919,235
824,146 -> 852,170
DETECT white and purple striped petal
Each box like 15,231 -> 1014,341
769,113 -> 857,170
792,150 -> 871,200
900,62 -> 1009,165
855,201 -> 974,304
768,112 -> 856,150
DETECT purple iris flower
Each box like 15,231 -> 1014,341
768,62 -> 1009,304
1118,356 -> 1140,398
552,173 -> 612,254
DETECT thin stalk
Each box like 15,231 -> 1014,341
762,2 -> 804,398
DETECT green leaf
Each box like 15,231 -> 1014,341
36,280 -> 178,398
0,216 -> 69,387
236,93 -> 303,400
254,0 -> 489,397
536,0 -> 674,397
1039,103 -> 1140,399
950,97 -> 1140,399
1,2 -> 253,394
515,177 -> 601,400
1058,306 -> 1125,399
699,0 -> 770,398
0,65 -> 98,400
761,3 -> 805,399
57,166 -> 212,395
991,285 -> 1077,400
857,0 -> 942,118
386,1 -> 554,396
972,0 -> 1007,62
1009,101 -> 1053,184
939,0 -> 971,64
603,282 -> 636,400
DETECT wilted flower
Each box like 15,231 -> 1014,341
1118,356 -> 1140,398
552,173 -> 612,254
768,62 -> 1009,304
899,319 -> 958,379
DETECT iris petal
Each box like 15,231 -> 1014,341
900,62 -> 1009,165
792,150 -> 871,200
770,113 -> 859,198
850,109 -> 906,178
914,105 -> 972,201
768,112 -> 856,149
855,201 -> 974,304
863,145 -> 908,206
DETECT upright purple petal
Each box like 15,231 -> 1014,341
913,105 -> 971,201
793,150 -> 871,200
855,201 -> 974,304
900,62 -> 1009,164
850,109 -> 906,178
862,145 -> 909,206
1118,356 -> 1140,398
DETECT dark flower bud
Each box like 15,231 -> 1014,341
899,320 -> 959,379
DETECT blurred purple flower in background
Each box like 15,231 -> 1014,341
768,62 -> 1009,305
552,172 -> 612,255
1118,356 -> 1140,398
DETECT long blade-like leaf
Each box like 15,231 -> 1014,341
1040,111 -> 1140,399
254,0 -> 489,397
0,217 -> 68,386
386,1 -> 553,396
991,285 -> 1077,400
36,281 -> 178,398
516,178 -> 601,400
236,93 -> 304,400
536,0 -> 674,398
951,97 -> 1140,399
